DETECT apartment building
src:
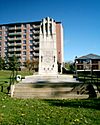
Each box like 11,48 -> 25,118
0,17 -> 64,74
75,54 -> 100,74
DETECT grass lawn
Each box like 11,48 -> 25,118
0,70 -> 100,124
0,70 -> 33,93
0,70 -> 33,83
0,92 -> 100,125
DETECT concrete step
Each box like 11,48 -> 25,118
14,87 -> 73,93
21,74 -> 78,84
14,92 -> 88,99
13,82 -> 89,99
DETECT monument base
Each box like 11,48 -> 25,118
21,74 -> 79,84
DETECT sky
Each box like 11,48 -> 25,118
0,0 -> 100,62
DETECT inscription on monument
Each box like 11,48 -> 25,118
43,51 -> 54,65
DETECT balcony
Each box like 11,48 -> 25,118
15,43 -> 22,46
8,43 -> 15,47
33,30 -> 40,34
30,32 -> 33,34
8,26 -> 21,30
8,37 -> 21,41
34,25 -> 40,29
9,48 -> 21,51
16,37 -> 22,40
16,27 -> 21,30
33,53 -> 39,56
16,54 -> 21,57
8,48 -> 14,51
9,32 -> 21,36
9,27 -> 15,30
8,53 -> 21,57
33,36 -> 39,39
33,47 -> 39,51
8,54 -> 13,57
15,48 -> 21,51
8,42 -> 21,47
33,42 -> 39,46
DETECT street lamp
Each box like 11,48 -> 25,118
83,61 -> 87,83
75,60 -> 78,77
89,60 -> 93,83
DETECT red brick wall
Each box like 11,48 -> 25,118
56,23 -> 62,63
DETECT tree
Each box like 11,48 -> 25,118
0,57 -> 5,70
64,61 -> 75,73
24,59 -> 39,73
32,59 -> 39,70
24,59 -> 32,73
8,55 -> 20,85
8,55 -> 20,71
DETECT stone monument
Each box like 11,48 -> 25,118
39,17 -> 58,75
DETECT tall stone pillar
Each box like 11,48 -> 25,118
39,17 -> 58,75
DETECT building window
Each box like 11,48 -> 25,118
30,34 -> 33,38
23,35 -> 26,39
23,57 -> 26,61
30,29 -> 33,32
77,65 -> 83,70
23,40 -> 26,44
23,29 -> 26,33
30,51 -> 33,56
5,36 -> 8,40
92,60 -> 98,64
0,31 -> 2,35
23,46 -> 26,50
5,42 -> 7,46
4,31 -> 7,35
30,45 -> 33,49
30,56 -> 33,60
23,51 -> 26,55
0,36 -> 2,40
4,47 -> 7,52
93,65 -> 98,70
30,40 -> 33,44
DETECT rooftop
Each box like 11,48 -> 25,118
76,54 -> 100,60
0,17 -> 61,26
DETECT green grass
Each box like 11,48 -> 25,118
0,70 -> 33,83
0,70 -> 11,82
0,92 -> 100,125
0,70 -> 100,124
18,70 -> 33,77
0,70 -> 33,93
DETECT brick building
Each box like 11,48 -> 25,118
0,17 -> 64,74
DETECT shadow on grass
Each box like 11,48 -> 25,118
44,98 -> 100,110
